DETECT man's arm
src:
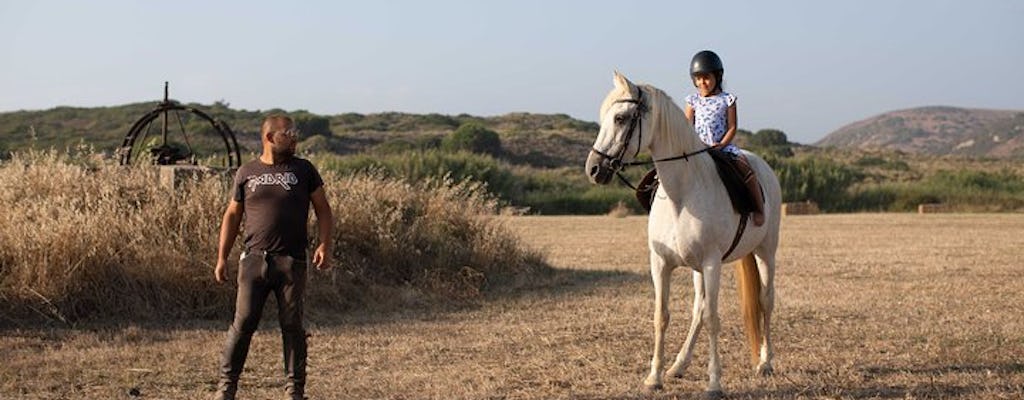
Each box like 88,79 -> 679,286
214,200 -> 244,283
310,186 -> 334,270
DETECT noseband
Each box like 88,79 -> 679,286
591,89 -> 712,190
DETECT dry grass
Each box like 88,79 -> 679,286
3,213 -> 1024,399
0,150 -> 231,321
0,151 -> 547,323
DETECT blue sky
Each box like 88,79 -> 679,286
1,0 -> 1021,144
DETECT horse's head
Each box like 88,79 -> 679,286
586,71 -> 652,185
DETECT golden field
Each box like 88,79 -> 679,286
2,213 -> 1023,399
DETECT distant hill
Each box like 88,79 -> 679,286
0,103 -> 599,168
816,106 -> 1024,158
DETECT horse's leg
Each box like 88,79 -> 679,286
702,261 -> 724,395
667,269 -> 704,378
643,253 -> 672,390
755,251 -> 776,376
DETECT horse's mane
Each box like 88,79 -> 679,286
642,84 -> 707,156
599,80 -> 707,158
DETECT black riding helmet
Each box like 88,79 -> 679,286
689,50 -> 724,92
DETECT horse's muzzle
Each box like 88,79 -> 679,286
585,150 -> 615,185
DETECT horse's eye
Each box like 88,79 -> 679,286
614,115 -> 626,123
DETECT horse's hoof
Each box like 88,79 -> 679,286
705,389 -> 725,400
666,367 -> 684,379
642,381 -> 663,392
756,363 -> 774,377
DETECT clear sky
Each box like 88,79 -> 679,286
1,0 -> 1021,144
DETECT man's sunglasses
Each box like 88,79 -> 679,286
275,128 -> 300,139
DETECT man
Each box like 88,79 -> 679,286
213,114 -> 333,400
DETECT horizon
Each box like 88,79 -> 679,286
2,1 -> 1021,144
4,98 -> 1020,146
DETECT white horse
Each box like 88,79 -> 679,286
585,72 -> 781,396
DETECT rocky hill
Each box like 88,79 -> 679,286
816,106 -> 1024,158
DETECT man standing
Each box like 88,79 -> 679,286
213,114 -> 333,400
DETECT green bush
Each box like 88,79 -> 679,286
314,150 -> 522,202
745,129 -> 794,158
750,129 -> 789,147
835,169 -> 1024,212
770,156 -> 862,211
442,123 -> 503,156
854,155 -> 910,171
522,186 -> 634,215
372,136 -> 442,154
292,112 -> 333,137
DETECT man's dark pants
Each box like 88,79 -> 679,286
219,251 -> 308,397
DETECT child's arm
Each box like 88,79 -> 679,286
717,102 -> 738,148
684,103 -> 695,126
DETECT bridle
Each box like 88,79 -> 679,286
591,90 -> 649,172
591,89 -> 713,190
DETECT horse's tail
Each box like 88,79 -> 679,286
735,253 -> 763,366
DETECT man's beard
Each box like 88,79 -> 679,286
272,146 -> 295,160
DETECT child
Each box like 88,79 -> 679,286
683,50 -> 765,226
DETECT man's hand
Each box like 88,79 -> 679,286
312,243 -> 332,271
214,258 -> 230,283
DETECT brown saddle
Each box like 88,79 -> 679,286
634,149 -> 758,215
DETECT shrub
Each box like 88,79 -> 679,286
0,150 -> 549,323
854,155 -> 910,171
319,172 -> 548,309
749,129 -> 789,147
314,150 -> 523,204
747,129 -> 794,158
292,112 -> 333,137
770,156 -> 862,211
371,136 -> 442,154
442,123 -> 503,156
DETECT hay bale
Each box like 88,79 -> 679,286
607,200 -> 632,218
782,201 -> 820,216
918,203 -> 951,214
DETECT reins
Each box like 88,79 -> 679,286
610,147 -> 713,191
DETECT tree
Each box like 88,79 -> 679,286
292,112 -> 333,137
732,129 -> 754,147
748,129 -> 794,157
442,123 -> 503,156
750,129 -> 789,147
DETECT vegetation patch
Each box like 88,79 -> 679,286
0,150 -> 550,324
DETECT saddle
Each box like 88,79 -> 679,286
634,149 -> 758,215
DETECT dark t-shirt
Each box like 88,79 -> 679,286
232,157 -> 324,259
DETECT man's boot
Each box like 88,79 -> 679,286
212,381 -> 237,400
282,330 -> 308,400
217,323 -> 256,400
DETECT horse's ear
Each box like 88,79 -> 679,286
613,71 -> 634,91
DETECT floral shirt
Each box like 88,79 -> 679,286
685,92 -> 739,155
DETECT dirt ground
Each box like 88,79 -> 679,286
2,214 -> 1023,399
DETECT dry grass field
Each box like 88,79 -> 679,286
3,214 -> 1023,399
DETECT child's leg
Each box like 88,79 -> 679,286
734,154 -> 765,226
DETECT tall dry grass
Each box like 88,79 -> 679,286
313,170 -> 550,312
0,150 -> 548,324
